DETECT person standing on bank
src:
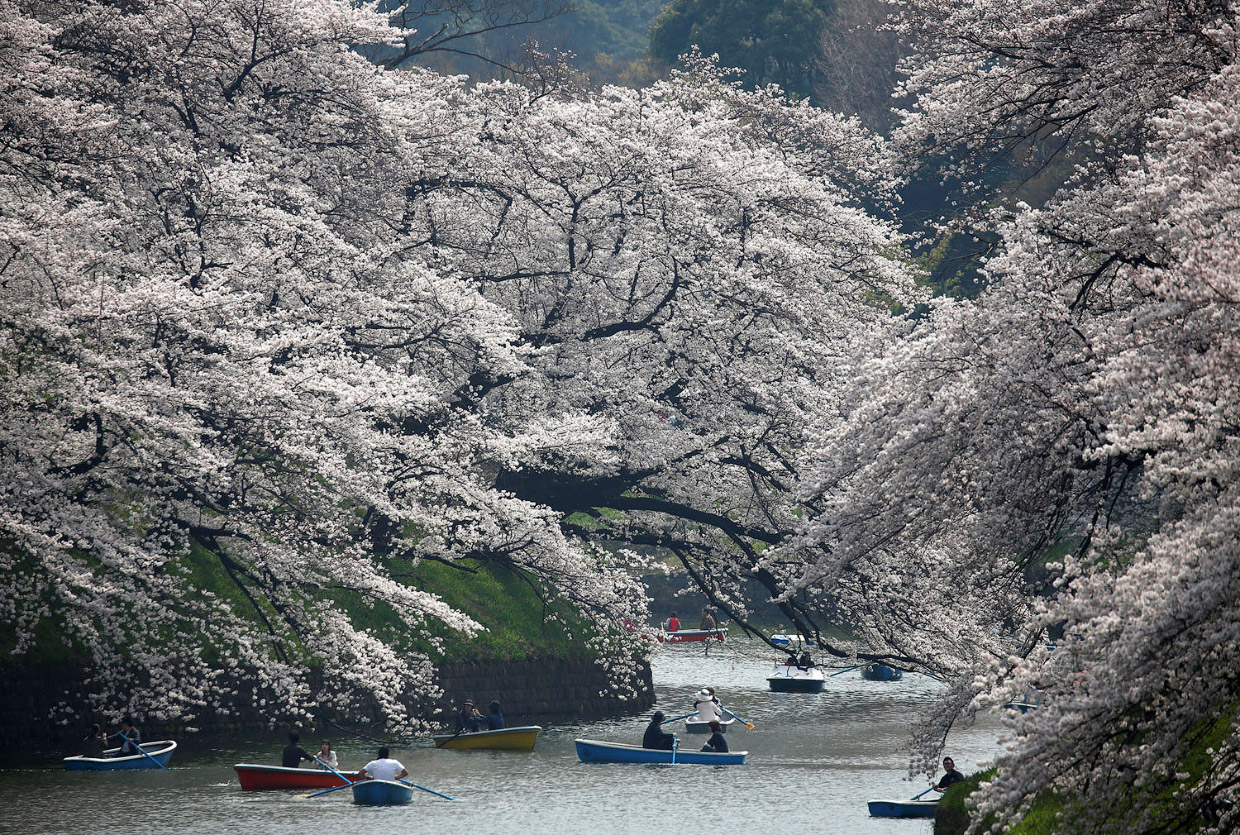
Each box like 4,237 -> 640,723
360,747 -> 408,782
282,731 -> 315,768
643,711 -> 676,750
700,720 -> 728,753
932,757 -> 965,791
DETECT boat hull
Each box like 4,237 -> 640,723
861,663 -> 903,681
430,725 -> 542,752
233,763 -> 363,791
575,738 -> 746,765
684,717 -> 736,734
868,799 -> 938,818
657,628 -> 727,643
351,779 -> 415,806
64,741 -> 177,771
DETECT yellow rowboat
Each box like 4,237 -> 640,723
431,725 -> 542,752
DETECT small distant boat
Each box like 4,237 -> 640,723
767,663 -> 826,693
684,716 -> 736,734
351,778 -> 415,806
430,725 -> 542,752
64,740 -> 177,771
868,798 -> 938,818
861,663 -> 903,681
770,634 -> 815,648
658,627 -> 727,643
1004,691 -> 1045,714
575,739 -> 746,766
233,763 -> 364,791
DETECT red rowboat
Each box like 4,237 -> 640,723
233,763 -> 364,791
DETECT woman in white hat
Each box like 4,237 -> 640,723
693,688 -> 722,723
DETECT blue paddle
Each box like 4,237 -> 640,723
306,781 -> 355,799
671,736 -> 678,766
720,707 -> 755,730
660,712 -> 696,725
829,663 -> 866,677
399,778 -> 455,800
912,786 -> 936,800
314,756 -> 352,787
118,733 -> 167,770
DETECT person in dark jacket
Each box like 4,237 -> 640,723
642,711 -> 676,750
933,757 -> 965,791
82,723 -> 108,758
699,720 -> 728,753
106,718 -> 142,756
282,731 -> 314,768
455,698 -> 483,733
483,700 -> 505,730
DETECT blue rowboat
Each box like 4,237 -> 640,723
351,779 -> 415,806
860,663 -> 903,681
575,738 -> 746,765
868,798 -> 938,818
64,740 -> 177,771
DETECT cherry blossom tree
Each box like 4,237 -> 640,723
786,0 -> 1240,832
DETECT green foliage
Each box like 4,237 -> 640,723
648,0 -> 832,97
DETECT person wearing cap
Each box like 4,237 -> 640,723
699,720 -> 728,753
643,711 -> 676,750
692,688 -> 722,723
455,698 -> 483,733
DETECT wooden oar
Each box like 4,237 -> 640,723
720,707 -> 755,731
119,733 -> 167,770
829,663 -> 866,677
660,712 -> 696,725
399,778 -> 455,801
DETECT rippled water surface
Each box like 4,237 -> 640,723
0,640 -> 1006,834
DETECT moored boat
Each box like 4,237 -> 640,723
351,778 -> 415,806
574,738 -> 746,766
233,763 -> 363,791
430,725 -> 542,752
860,663 -> 903,681
767,663 -> 826,693
684,716 -> 736,734
867,798 -> 938,818
770,634 -> 815,648
64,740 -> 177,771
657,627 -> 727,643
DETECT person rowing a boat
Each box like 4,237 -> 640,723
931,757 -> 965,792
360,747 -> 408,783
314,741 -> 338,770
699,720 -> 728,754
282,731 -> 315,768
105,717 -> 142,757
692,688 -> 723,723
455,698 -> 483,733
643,711 -> 676,751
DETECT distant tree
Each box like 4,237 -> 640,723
649,0 -> 833,97
813,0 -> 907,132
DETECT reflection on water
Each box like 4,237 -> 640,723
0,639 -> 1004,835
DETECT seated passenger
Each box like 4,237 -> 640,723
484,700 -> 505,730
700,720 -> 728,754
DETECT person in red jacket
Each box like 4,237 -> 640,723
664,612 -> 680,631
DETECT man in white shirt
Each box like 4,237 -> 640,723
361,747 -> 409,782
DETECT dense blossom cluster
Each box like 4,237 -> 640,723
0,0 -> 914,727
787,0 -> 1240,831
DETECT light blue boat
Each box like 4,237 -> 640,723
867,798 -> 938,818
351,779 -> 415,805
64,740 -> 177,771
575,738 -> 746,765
